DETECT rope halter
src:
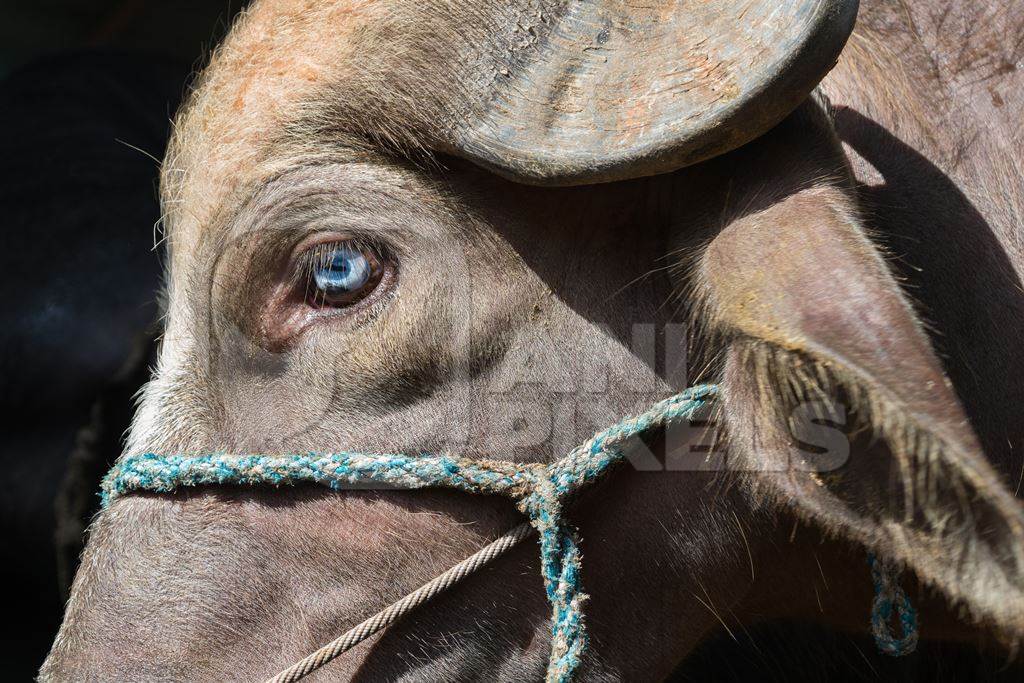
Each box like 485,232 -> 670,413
101,384 -> 917,681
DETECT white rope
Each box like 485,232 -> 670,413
264,521 -> 535,683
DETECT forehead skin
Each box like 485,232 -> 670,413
162,0 -> 378,261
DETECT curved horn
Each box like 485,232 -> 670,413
438,0 -> 858,185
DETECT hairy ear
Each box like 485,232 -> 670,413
692,102 -> 1024,637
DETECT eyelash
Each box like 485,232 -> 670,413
294,237 -> 395,310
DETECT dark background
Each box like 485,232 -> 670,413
0,2 -> 245,677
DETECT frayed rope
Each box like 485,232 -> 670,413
101,384 -> 916,680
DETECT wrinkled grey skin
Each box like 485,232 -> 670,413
44,2 -> 1024,681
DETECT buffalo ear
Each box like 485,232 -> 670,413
691,103 -> 1024,637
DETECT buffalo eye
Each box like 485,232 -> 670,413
303,241 -> 390,308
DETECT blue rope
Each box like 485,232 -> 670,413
101,383 -> 917,679
868,553 -> 919,656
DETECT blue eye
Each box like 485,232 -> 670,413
314,247 -> 370,293
306,242 -> 388,307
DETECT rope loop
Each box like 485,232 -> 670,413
868,553 -> 919,656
